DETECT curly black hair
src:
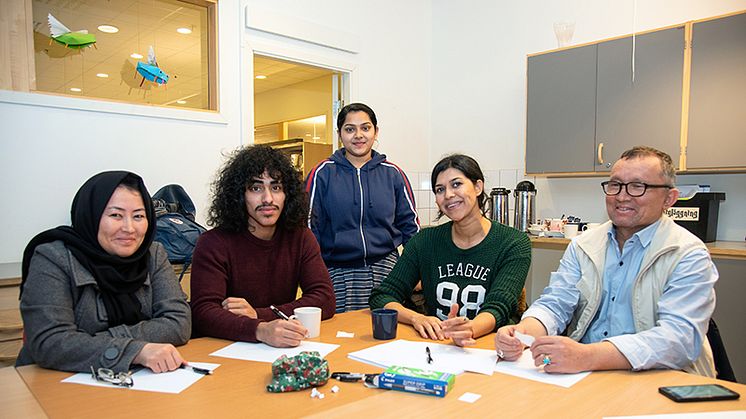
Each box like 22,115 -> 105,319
207,145 -> 308,233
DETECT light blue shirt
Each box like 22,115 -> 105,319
524,219 -> 718,371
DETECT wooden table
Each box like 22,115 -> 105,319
12,310 -> 746,418
0,366 -> 46,418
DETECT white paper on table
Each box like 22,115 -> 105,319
494,349 -> 589,388
604,412 -> 746,419
336,331 -> 355,338
209,341 -> 339,363
458,392 -> 482,403
62,362 -> 220,394
347,339 -> 496,375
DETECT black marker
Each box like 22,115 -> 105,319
331,372 -> 377,382
426,346 -> 433,364
270,305 -> 290,321
180,365 -> 212,375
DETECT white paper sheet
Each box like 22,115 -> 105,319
458,392 -> 482,403
494,349 -> 589,388
347,339 -> 497,375
336,331 -> 355,338
604,412 -> 746,419
209,341 -> 339,363
62,362 -> 220,394
514,331 -> 535,346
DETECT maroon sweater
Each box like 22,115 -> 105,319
190,227 -> 335,342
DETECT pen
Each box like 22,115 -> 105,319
426,346 -> 433,364
180,365 -> 212,375
269,305 -> 290,321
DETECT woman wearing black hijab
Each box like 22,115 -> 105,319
16,171 -> 191,373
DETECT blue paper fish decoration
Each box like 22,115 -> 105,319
136,46 -> 169,86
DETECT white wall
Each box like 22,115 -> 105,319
0,0 -> 433,271
1,1 -> 744,273
430,0 -> 746,241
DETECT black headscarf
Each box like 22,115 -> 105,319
20,171 -> 156,327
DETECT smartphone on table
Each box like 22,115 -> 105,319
659,384 -> 740,402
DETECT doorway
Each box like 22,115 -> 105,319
253,54 -> 346,177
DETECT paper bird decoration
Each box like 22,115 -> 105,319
136,46 -> 169,86
47,14 -> 96,49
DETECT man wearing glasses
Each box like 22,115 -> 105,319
495,146 -> 717,377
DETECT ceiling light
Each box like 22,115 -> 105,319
97,25 -> 119,33
255,75 -> 267,80
96,73 -> 109,78
130,53 -> 143,59
176,100 -> 187,104
69,87 -> 82,92
176,27 -> 192,34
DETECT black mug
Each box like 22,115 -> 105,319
371,309 -> 398,340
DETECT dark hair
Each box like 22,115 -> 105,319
336,102 -> 378,132
619,146 -> 676,186
430,154 -> 486,220
207,145 -> 308,232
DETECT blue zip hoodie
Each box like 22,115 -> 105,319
305,149 -> 420,268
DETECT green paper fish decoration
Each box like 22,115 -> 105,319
47,13 -> 96,49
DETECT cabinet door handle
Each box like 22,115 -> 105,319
597,142 -> 604,165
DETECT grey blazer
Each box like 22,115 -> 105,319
16,240 -> 191,373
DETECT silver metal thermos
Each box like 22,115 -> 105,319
513,180 -> 536,232
489,187 -> 511,226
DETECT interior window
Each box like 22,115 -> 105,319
26,0 -> 216,110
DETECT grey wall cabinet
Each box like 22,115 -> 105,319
595,27 -> 685,172
526,27 -> 686,174
686,13 -> 746,170
526,45 -> 597,173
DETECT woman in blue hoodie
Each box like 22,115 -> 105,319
306,103 -> 420,313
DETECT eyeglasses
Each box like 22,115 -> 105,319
90,366 -> 134,387
601,181 -> 672,197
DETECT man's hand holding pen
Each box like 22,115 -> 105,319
257,305 -> 308,347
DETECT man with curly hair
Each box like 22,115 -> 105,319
190,145 -> 335,347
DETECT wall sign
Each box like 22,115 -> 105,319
665,207 -> 700,221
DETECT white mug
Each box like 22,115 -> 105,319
290,307 -> 322,338
563,223 -> 579,238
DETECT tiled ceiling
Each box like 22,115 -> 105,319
32,0 -> 209,109
253,55 -> 334,94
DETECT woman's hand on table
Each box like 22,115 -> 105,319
411,314 -> 445,340
441,304 -> 476,347
134,343 -> 185,373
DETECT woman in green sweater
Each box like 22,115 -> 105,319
370,154 -> 531,346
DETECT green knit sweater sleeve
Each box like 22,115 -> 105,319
369,229 -> 425,310
476,225 -> 532,327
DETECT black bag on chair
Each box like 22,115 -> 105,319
152,185 -> 206,281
